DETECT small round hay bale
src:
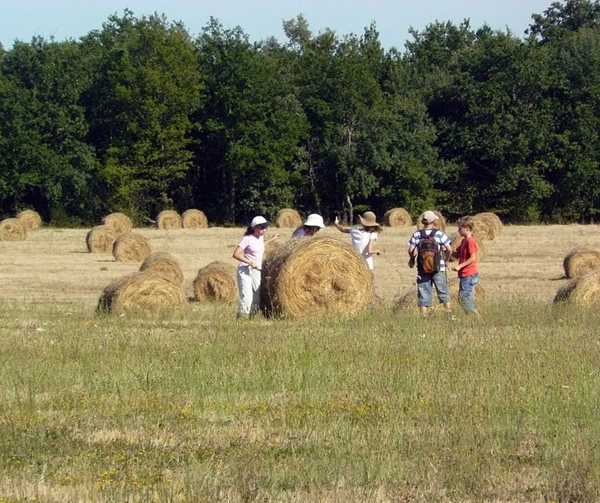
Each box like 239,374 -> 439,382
139,252 -> 183,285
156,210 -> 182,230
97,271 -> 186,315
275,208 -> 303,229
16,210 -> 42,232
384,208 -> 412,227
416,211 -> 446,232
101,212 -> 133,236
193,261 -> 237,302
394,277 -> 485,310
472,215 -> 497,241
86,225 -> 118,253
0,218 -> 26,241
261,237 -> 373,319
563,247 -> 600,279
448,232 -> 486,262
475,212 -> 502,236
112,232 -> 151,263
554,269 -> 600,305
182,209 -> 208,229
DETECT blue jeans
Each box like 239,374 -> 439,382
459,273 -> 479,313
417,271 -> 450,307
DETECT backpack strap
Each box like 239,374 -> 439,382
419,228 -> 438,239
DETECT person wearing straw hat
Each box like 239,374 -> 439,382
334,211 -> 383,271
292,213 -> 326,238
232,216 -> 280,319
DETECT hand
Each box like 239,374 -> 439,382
450,265 -> 459,272
272,233 -> 281,240
376,250 -> 382,256
408,257 -> 415,268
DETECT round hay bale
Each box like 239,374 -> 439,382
475,212 -> 503,236
554,269 -> 600,305
563,247 -> 600,279
101,212 -> 132,236
260,237 -> 373,319
112,232 -> 151,263
139,252 -> 183,285
193,261 -> 237,303
416,211 -> 446,232
182,209 -> 208,229
16,210 -> 42,232
0,218 -> 26,241
86,225 -> 118,253
384,208 -> 413,227
275,208 -> 302,229
448,232 -> 486,262
97,270 -> 186,315
394,277 -> 485,310
472,214 -> 497,241
156,210 -> 182,230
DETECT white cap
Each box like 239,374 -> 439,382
250,216 -> 268,227
421,211 -> 437,224
304,214 -> 325,228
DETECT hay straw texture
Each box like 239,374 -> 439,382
182,209 -> 208,229
563,247 -> 600,279
472,214 -> 498,241
139,252 -> 184,285
395,277 -> 485,309
0,218 -> 26,241
193,261 -> 237,302
449,232 -> 486,262
156,210 -> 183,230
416,211 -> 446,232
86,225 -> 118,253
275,208 -> 303,229
112,232 -> 151,263
16,210 -> 42,232
97,271 -> 186,315
384,208 -> 413,227
264,239 -> 281,258
554,269 -> 600,305
101,212 -> 132,236
475,212 -> 503,236
260,237 -> 373,319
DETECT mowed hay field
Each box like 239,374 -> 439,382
2,225 -> 600,502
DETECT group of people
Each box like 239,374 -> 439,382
232,210 -> 479,319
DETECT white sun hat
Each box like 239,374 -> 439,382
304,214 -> 325,228
250,216 -> 268,227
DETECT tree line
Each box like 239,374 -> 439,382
1,0 -> 600,226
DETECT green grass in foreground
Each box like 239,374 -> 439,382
0,301 -> 599,503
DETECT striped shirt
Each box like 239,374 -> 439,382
408,229 -> 451,272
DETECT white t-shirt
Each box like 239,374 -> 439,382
350,226 -> 378,270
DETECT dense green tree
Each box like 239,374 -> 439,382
527,0 -> 600,43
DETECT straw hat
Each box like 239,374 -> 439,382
359,211 -> 381,230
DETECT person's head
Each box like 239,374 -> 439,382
244,215 -> 268,236
302,213 -> 325,236
359,211 -> 382,233
457,215 -> 475,237
421,210 -> 438,228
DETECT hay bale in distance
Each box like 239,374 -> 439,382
182,209 -> 208,229
275,208 -> 302,229
101,212 -> 133,236
472,214 -> 497,241
554,269 -> 600,306
139,252 -> 184,285
0,218 -> 26,241
86,225 -> 118,253
16,210 -> 42,232
475,212 -> 503,236
384,208 -> 412,227
563,247 -> 600,279
416,211 -> 446,232
448,232 -> 486,262
156,210 -> 182,230
193,261 -> 237,303
112,232 -> 151,263
98,271 -> 186,315
260,237 -> 373,319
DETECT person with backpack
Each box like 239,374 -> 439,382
407,210 -> 453,318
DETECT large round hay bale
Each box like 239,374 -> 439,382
472,214 -> 497,241
112,232 -> 151,263
554,269 -> 600,306
275,208 -> 302,229
416,211 -> 446,232
260,237 -> 373,319
156,210 -> 182,230
0,218 -> 26,241
384,208 -> 412,227
562,247 -> 600,279
448,232 -> 486,262
193,261 -> 237,303
97,271 -> 186,315
181,209 -> 208,229
394,277 -> 485,310
475,212 -> 503,236
16,210 -> 42,232
101,212 -> 132,236
139,252 -> 184,285
86,225 -> 118,253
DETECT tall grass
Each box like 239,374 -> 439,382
1,301 -> 599,502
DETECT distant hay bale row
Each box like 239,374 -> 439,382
113,232 -> 151,263
102,212 -> 132,236
449,232 -> 486,262
86,225 -> 119,253
0,218 -> 27,241
157,209 -> 208,230
384,208 -> 412,227
17,210 -> 42,232
275,208 -> 302,229
416,211 -> 446,232
554,269 -> 600,306
193,261 -> 237,303
394,278 -> 486,310
157,210 -> 182,230
260,237 -> 373,319
563,247 -> 600,279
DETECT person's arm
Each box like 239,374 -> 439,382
365,238 -> 381,256
455,251 -> 477,271
334,216 -> 351,234
232,246 -> 257,268
265,233 -> 281,245
408,245 -> 416,268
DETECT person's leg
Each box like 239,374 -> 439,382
249,269 -> 262,318
432,271 -> 451,311
459,274 -> 478,314
236,266 -> 253,318
417,274 -> 433,317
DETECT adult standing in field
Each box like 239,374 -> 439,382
450,216 -> 480,315
334,211 -> 382,271
292,213 -> 325,238
232,216 -> 280,319
408,210 -> 453,318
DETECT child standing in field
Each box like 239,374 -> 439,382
334,211 -> 382,271
232,216 -> 280,319
450,216 -> 479,315
292,213 -> 325,238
